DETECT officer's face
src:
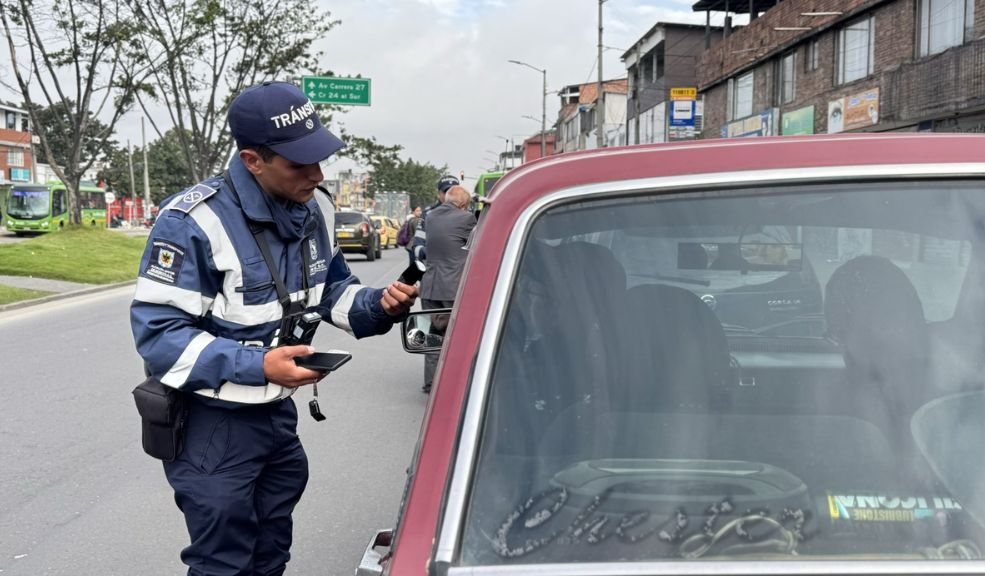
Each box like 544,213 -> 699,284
242,150 -> 324,204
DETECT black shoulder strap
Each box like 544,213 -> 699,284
223,170 -> 293,315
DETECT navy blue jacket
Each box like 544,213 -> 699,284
131,156 -> 393,405
411,199 -> 442,262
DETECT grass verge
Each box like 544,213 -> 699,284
0,284 -> 52,305
0,226 -> 146,284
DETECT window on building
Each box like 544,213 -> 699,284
655,41 -> 665,80
778,52 -> 797,104
641,52 -> 654,84
807,38 -> 820,71
728,71 -> 755,121
837,15 -> 875,84
919,0 -> 974,56
5,111 -> 17,130
7,148 -> 24,166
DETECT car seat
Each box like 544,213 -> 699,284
823,255 -> 929,452
486,241 -> 629,458
621,284 -> 733,413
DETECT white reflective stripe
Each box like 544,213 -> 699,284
194,382 -> 293,404
160,332 -> 216,388
189,204 -> 289,326
306,280 -> 326,308
330,284 -> 365,335
133,277 -> 214,316
313,191 -> 336,253
414,229 -> 426,239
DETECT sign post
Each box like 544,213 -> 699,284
301,76 -> 372,106
668,87 -> 698,141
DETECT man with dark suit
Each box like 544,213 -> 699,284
420,186 -> 476,393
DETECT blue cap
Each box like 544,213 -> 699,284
437,175 -> 460,193
228,81 -> 345,165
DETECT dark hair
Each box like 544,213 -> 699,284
245,145 -> 277,163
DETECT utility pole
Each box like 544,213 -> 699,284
127,139 -> 136,225
142,117 -> 150,222
597,0 -> 606,148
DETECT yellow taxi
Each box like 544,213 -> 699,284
371,215 -> 399,249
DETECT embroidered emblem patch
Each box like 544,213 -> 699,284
171,183 -> 217,214
145,240 -> 186,284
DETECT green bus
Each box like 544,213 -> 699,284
474,170 -> 505,199
3,180 -> 108,234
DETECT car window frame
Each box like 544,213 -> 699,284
434,162 -> 985,576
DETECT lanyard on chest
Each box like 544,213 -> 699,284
223,170 -> 312,316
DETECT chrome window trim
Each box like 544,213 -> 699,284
446,560 -> 985,576
435,162 -> 985,570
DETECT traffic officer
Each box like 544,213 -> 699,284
130,81 -> 417,576
411,174 -> 459,263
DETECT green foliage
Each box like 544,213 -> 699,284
340,133 -> 447,210
28,102 -> 116,169
98,128 -> 195,204
0,226 -> 146,284
0,0 -> 146,225
128,0 -> 342,181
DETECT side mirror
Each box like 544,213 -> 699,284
401,309 -> 453,354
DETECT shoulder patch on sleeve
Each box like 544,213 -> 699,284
144,240 -> 187,285
170,183 -> 218,214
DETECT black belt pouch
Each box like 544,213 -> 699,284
132,378 -> 187,462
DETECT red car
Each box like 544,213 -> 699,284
360,134 -> 985,575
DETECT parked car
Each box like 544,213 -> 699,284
335,211 -> 381,261
359,134 -> 985,575
371,215 -> 399,249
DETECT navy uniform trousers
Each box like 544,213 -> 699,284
164,396 -> 308,576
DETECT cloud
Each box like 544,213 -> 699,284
315,0 -> 723,181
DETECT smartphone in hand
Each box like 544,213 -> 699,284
294,351 -> 352,372
398,261 -> 426,285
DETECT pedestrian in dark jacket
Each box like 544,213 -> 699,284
420,185 -> 476,393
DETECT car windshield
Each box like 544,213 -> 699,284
7,187 -> 50,219
336,212 -> 364,225
461,180 -> 985,567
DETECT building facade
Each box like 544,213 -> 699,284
698,0 -> 985,138
623,23 -> 721,144
556,79 -> 628,153
0,104 -> 34,184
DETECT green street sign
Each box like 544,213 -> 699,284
302,76 -> 371,106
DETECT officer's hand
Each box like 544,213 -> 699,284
264,345 -> 325,388
382,281 -> 417,317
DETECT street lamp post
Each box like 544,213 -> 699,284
508,59 -> 547,158
597,0 -> 608,149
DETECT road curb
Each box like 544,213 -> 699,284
0,280 -> 136,313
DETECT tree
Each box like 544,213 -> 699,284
340,134 -> 447,210
28,102 -> 116,170
126,0 -> 341,183
0,0 -> 147,224
98,127 -> 194,204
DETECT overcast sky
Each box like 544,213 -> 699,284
2,0 -> 737,185
311,0 -> 721,181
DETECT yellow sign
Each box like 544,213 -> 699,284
670,87 -> 697,101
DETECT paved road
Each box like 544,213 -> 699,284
0,247 -> 428,575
